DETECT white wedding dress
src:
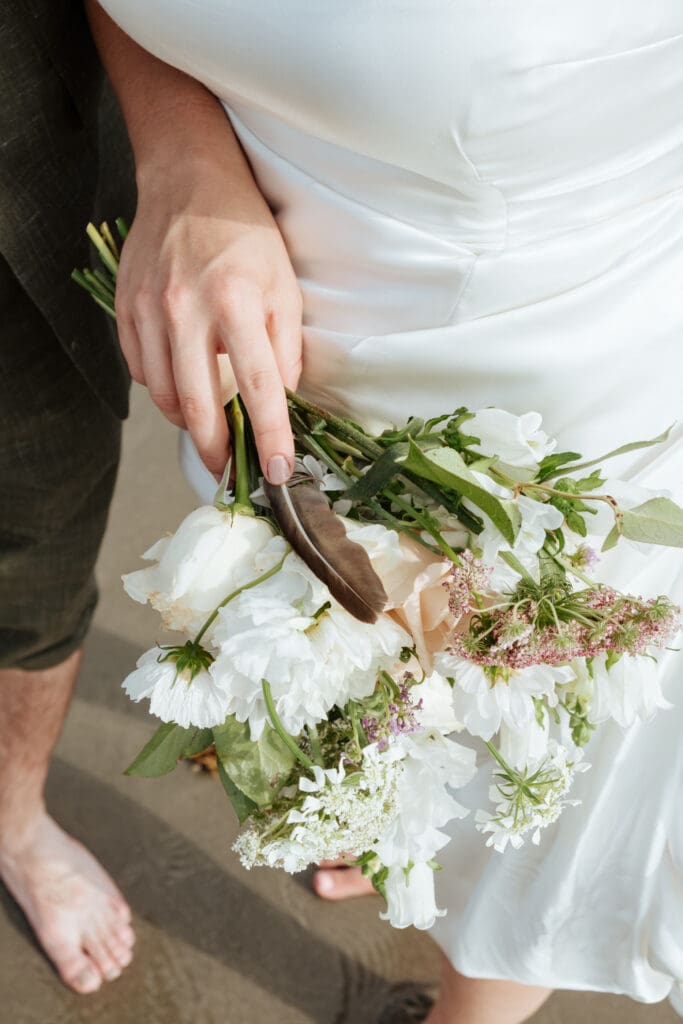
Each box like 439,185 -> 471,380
100,0 -> 683,1011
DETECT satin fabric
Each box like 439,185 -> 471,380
102,0 -> 683,1009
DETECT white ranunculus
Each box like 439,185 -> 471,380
468,408 -> 556,470
122,507 -> 275,636
381,862 -> 446,930
436,652 -> 574,742
210,552 -> 411,738
123,647 -> 228,728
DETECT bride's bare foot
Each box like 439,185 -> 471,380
0,811 -> 135,994
313,858 -> 377,900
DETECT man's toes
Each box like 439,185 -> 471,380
61,956 -> 103,995
110,895 -> 132,924
116,922 -> 136,949
313,866 -> 376,901
105,936 -> 133,971
82,934 -> 121,982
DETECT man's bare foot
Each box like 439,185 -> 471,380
0,811 -> 135,994
313,858 -> 377,901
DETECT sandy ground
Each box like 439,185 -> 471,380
1,385 -> 679,1024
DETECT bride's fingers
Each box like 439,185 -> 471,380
219,305 -> 294,484
313,867 -> 376,901
169,320 -> 231,479
135,305 -> 186,429
266,302 -> 303,392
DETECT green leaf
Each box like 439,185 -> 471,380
345,443 -> 408,500
212,717 -> 296,806
217,761 -> 258,823
182,728 -> 214,756
618,497 -> 683,548
124,722 -> 203,778
399,440 -> 518,544
536,451 -> 582,482
559,427 -> 673,476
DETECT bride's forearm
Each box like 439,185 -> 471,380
84,0 -> 259,196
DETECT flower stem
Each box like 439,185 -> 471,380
231,395 -> 252,509
194,549 -> 289,644
261,679 -> 314,769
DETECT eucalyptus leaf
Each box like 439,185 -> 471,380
217,760 -> 259,824
617,497 -> 683,549
213,717 -> 296,806
400,440 -> 518,544
555,427 -> 673,477
125,722 -> 203,778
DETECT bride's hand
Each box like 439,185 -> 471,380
115,152 -> 303,483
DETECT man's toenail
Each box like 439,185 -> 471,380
104,967 -> 121,981
315,871 -> 334,895
75,968 -> 101,992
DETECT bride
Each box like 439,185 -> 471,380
85,2 -> 683,1021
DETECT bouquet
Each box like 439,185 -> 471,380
74,223 -> 683,930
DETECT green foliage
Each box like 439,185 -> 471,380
212,716 -> 296,807
124,722 -> 210,778
216,761 -> 259,823
536,451 -> 582,482
400,440 -> 519,544
602,497 -> 683,551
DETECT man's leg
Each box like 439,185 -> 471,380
0,653 -> 134,993
0,253 -> 134,993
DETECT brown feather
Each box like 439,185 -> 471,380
263,480 -> 387,623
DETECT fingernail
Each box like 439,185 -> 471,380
105,967 -> 121,982
266,455 -> 291,485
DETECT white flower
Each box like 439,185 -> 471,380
298,454 -> 347,492
587,652 -> 672,728
374,728 -> 476,868
468,408 -> 556,471
251,454 -> 347,507
210,552 -> 410,738
476,495 -> 565,591
498,714 -> 550,771
122,646 -> 227,728
435,653 -> 574,742
412,671 -> 463,735
380,862 -> 446,931
122,507 -> 275,636
476,741 -> 588,852
235,746 -> 405,872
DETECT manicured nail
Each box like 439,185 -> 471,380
266,455 -> 291,485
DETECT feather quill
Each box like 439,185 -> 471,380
263,480 -> 387,623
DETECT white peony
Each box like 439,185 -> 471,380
468,408 -> 556,471
122,506 -> 275,636
436,652 -> 574,742
381,862 -> 446,931
210,551 -> 411,738
122,646 -> 228,729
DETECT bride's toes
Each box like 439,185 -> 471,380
313,865 -> 376,900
